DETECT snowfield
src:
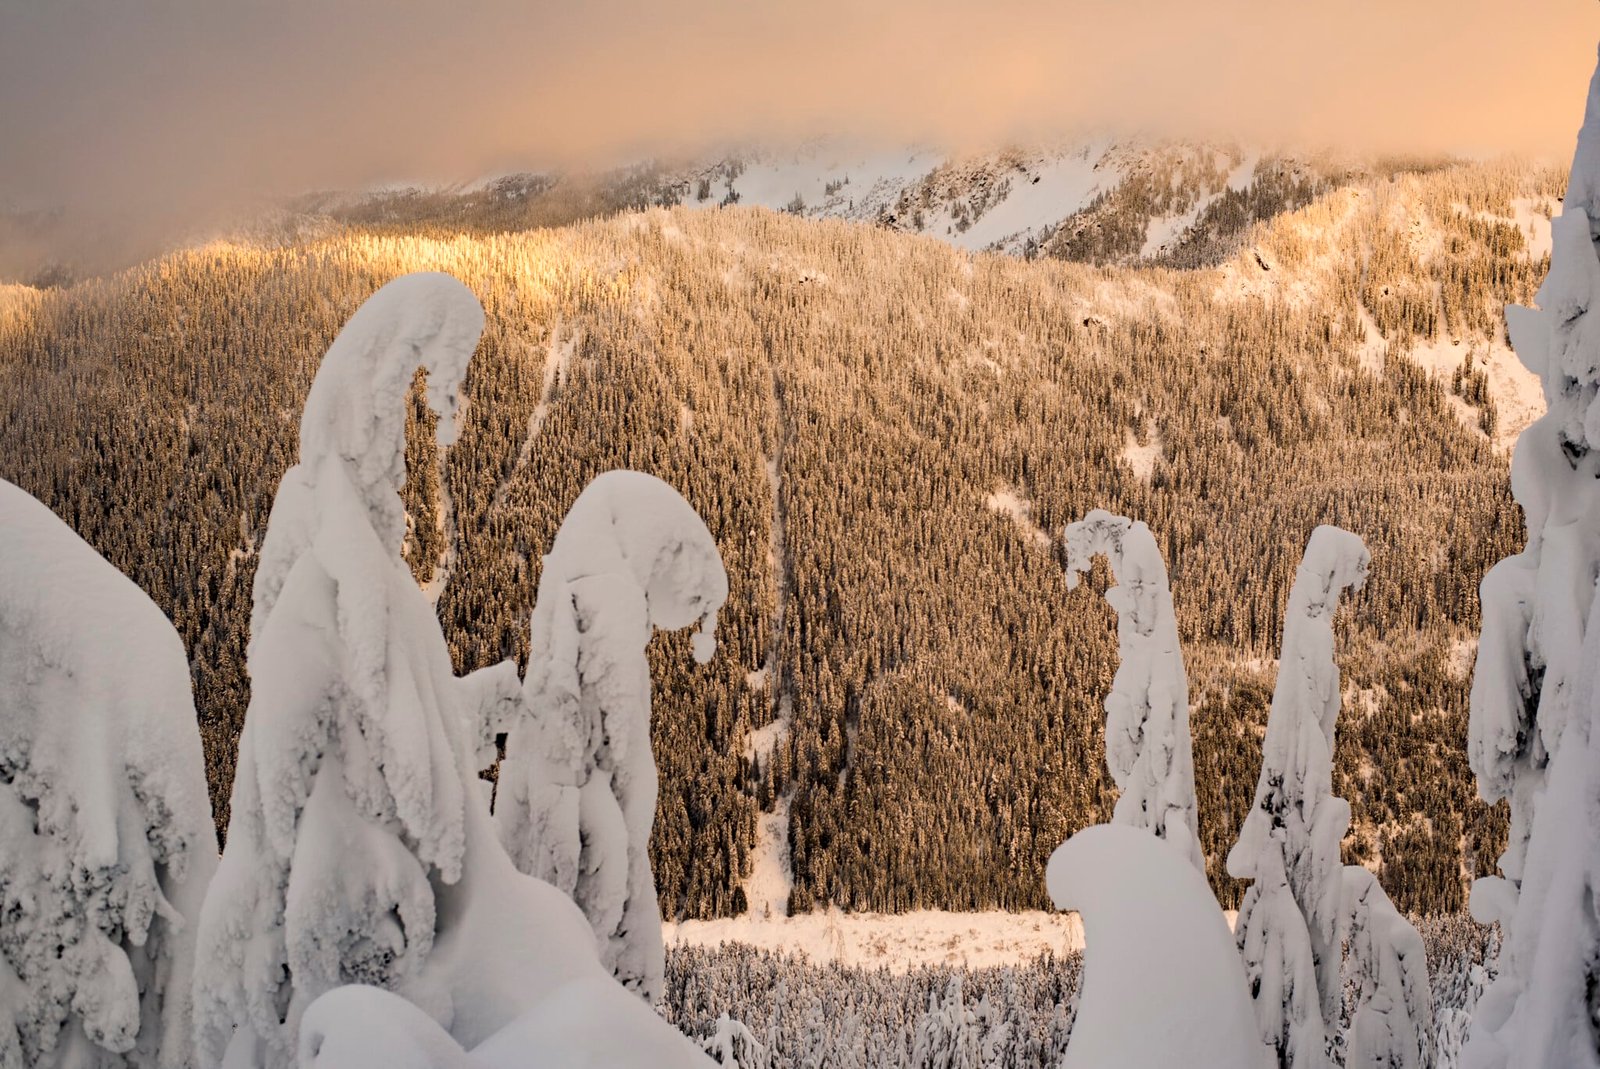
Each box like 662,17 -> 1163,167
665,909 -> 1087,972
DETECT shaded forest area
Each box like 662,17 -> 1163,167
0,157 -> 1563,916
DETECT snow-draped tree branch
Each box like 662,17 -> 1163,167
1227,525 -> 1369,1069
1464,44 -> 1600,1069
192,272 -> 487,1069
1340,866 -> 1433,1069
1063,510 -> 1203,871
493,470 -> 728,1002
0,479 -> 217,1069
1046,824 -> 1270,1069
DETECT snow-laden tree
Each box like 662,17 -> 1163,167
1046,824 -> 1270,1069
492,470 -> 727,1001
192,274 -> 713,1069
191,272 -> 489,1069
1340,866 -> 1433,1069
909,976 -> 985,1069
0,480 -> 218,1069
1227,525 -> 1369,1069
698,1015 -> 770,1069
1463,45 -> 1600,1069
1063,510 -> 1203,871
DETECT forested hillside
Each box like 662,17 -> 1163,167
0,156 -> 1562,917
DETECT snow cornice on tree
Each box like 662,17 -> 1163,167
1046,824 -> 1269,1069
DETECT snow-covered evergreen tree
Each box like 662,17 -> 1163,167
190,273 -> 714,1069
699,1015 -> 770,1069
1063,509 -> 1203,871
0,480 -> 218,1069
1463,45 -> 1600,1069
190,272 -> 489,1068
1340,866 -> 1433,1069
492,470 -> 727,1001
909,976 -> 985,1069
1227,525 -> 1369,1069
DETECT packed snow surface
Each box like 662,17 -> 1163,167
298,979 -> 710,1069
741,795 -> 794,921
1047,825 -> 1269,1069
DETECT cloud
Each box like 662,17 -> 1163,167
1,0 -> 1595,272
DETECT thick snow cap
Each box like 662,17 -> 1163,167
1047,824 -> 1269,1069
252,272 -> 484,642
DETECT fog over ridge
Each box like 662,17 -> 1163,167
1,0 -> 1594,273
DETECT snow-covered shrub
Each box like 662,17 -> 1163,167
191,274 -> 714,1069
1063,509 -> 1203,870
492,470 -> 727,1001
1046,823 -> 1269,1069
1227,525 -> 1370,1069
699,1014 -> 770,1069
0,479 -> 217,1069
1340,866 -> 1433,1069
1463,46 -> 1600,1069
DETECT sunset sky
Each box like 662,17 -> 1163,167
1,1 -> 1596,221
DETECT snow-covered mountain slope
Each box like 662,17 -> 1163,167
665,143 -> 1135,256
294,138 -> 1338,270
1,150 -> 1565,924
662,141 -> 1279,262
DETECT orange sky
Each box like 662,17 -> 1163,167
0,1 -> 1596,235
